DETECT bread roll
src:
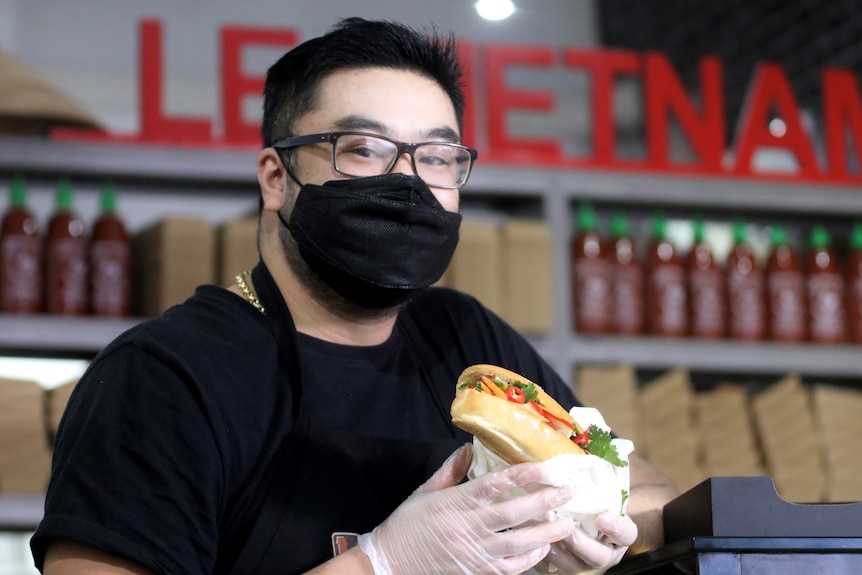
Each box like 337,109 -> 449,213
451,364 -> 585,464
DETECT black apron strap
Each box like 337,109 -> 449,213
397,306 -> 460,438
226,261 -> 306,575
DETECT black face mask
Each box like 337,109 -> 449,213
280,173 -> 461,309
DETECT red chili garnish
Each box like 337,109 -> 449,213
528,400 -> 545,416
506,386 -> 526,403
572,425 -> 592,448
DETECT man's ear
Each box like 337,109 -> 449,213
258,148 -> 287,212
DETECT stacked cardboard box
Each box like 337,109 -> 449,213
133,217 -> 216,316
47,378 -> 78,443
639,368 -> 705,492
812,384 -> 862,502
499,218 -> 553,333
216,214 -> 259,286
444,218 -> 503,315
751,374 -> 826,502
696,384 -> 764,477
0,377 -> 51,493
575,364 -> 642,451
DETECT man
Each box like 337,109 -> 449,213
32,17 -> 677,575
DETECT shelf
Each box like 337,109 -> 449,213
569,335 -> 862,378
3,135 -> 862,381
0,315 -> 141,356
5,137 -> 862,215
0,494 -> 44,531
0,136 -> 258,188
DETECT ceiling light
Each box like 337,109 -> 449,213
476,0 -> 515,21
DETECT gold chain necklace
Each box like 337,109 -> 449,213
236,271 -> 265,314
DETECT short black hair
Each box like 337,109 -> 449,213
261,17 -> 466,148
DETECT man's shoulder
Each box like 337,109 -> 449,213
96,285 -> 274,379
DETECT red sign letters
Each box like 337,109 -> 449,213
52,18 -> 862,185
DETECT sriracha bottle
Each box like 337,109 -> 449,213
765,225 -> 806,342
646,213 -> 687,337
726,219 -> 765,341
571,202 -> 611,334
0,176 -> 42,313
89,183 -> 132,316
686,218 -> 725,339
846,222 -> 862,344
608,211 -> 643,335
44,179 -> 87,315
806,225 -> 845,344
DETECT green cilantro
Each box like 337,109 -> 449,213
458,381 -> 483,392
584,426 -> 628,468
620,490 -> 629,516
510,380 -> 539,403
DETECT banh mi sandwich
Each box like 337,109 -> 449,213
450,364 -> 626,468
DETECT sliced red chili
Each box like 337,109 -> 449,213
572,425 -> 592,448
506,386 -> 526,403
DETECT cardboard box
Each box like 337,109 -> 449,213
812,384 -> 862,502
752,375 -> 826,502
48,378 -> 78,442
575,364 -> 641,447
696,384 -> 764,477
446,218 -> 503,314
217,214 -> 259,286
133,217 -> 215,316
639,368 -> 705,490
0,377 -> 51,493
499,218 -> 553,333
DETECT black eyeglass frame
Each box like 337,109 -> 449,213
271,131 -> 479,189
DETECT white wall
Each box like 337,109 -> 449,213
0,0 -> 599,134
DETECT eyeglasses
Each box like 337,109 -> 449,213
271,131 -> 478,189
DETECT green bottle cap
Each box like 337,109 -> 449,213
577,202 -> 597,233
770,225 -> 787,247
610,211 -> 629,238
55,179 -> 74,210
692,218 -> 705,243
10,175 -> 27,207
850,222 -> 862,251
810,225 -> 831,249
732,218 -> 747,244
100,182 -> 118,213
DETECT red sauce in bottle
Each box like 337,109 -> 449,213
765,226 -> 806,342
726,219 -> 765,341
646,214 -> 687,337
44,179 -> 87,315
0,176 -> 42,313
89,184 -> 132,316
846,222 -> 862,344
608,211 -> 643,335
571,203 -> 611,334
806,225 -> 845,344
686,218 -> 725,339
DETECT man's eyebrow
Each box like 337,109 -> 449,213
333,115 -> 461,143
333,115 -> 388,134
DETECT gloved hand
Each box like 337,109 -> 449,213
358,444 -> 578,575
532,511 -> 637,575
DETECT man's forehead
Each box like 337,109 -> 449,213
302,69 -> 460,140
325,114 -> 460,142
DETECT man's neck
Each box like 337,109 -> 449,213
260,250 -> 398,347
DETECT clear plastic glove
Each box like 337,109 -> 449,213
358,444 -> 579,575
532,511 -> 637,575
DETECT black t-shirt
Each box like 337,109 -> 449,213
31,285 -> 579,574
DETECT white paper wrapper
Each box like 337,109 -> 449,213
467,406 -> 634,540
